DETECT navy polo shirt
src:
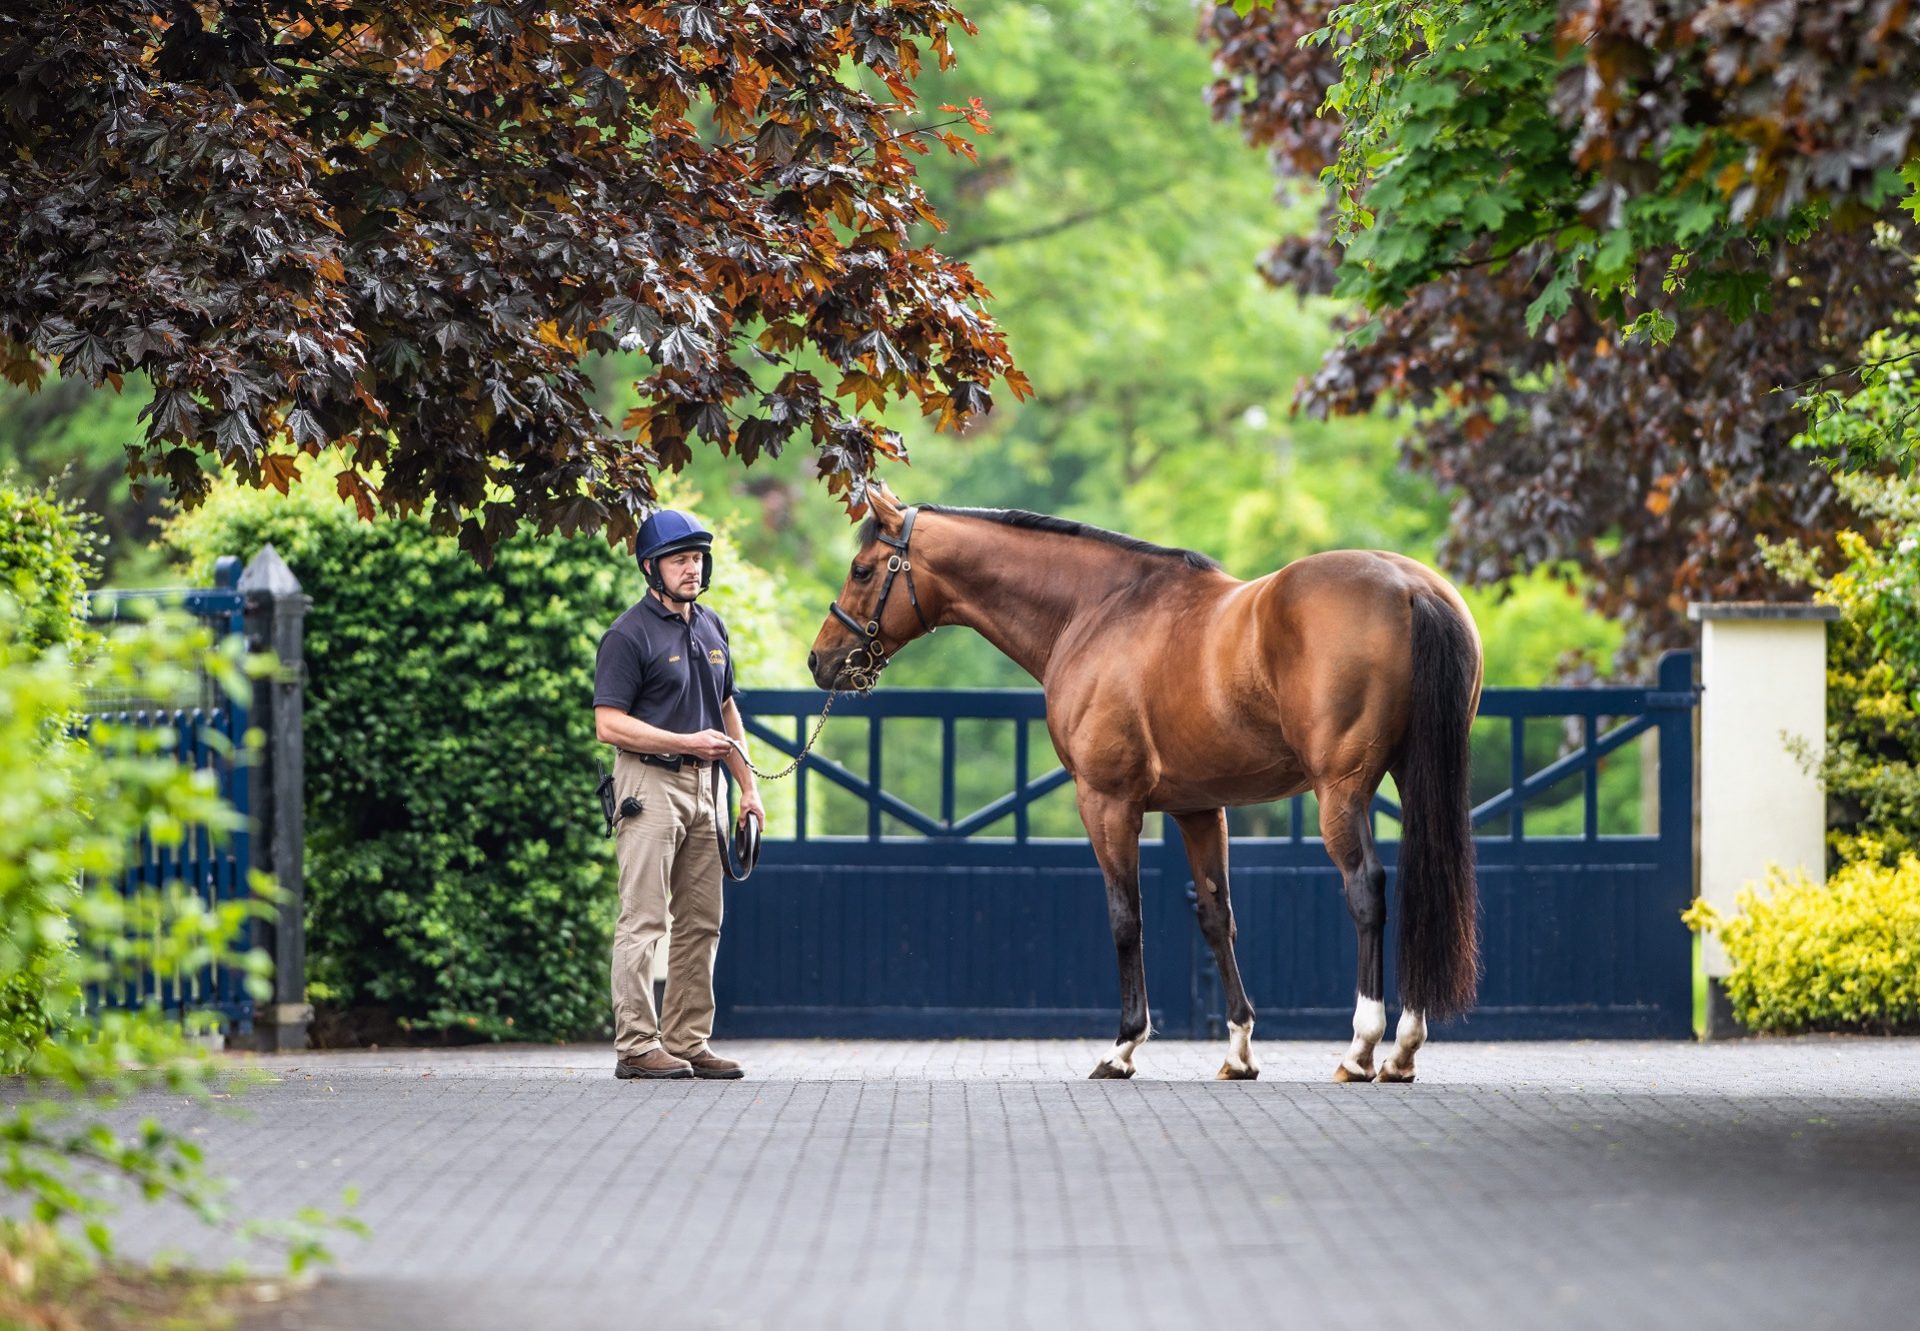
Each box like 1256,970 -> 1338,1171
593,594 -> 737,736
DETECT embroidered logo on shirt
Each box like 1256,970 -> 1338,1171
668,655 -> 681,663
708,648 -> 725,664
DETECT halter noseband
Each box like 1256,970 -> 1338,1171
828,506 -> 934,691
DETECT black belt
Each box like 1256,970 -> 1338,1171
633,752 -> 709,771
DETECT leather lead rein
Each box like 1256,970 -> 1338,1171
718,504 -> 931,879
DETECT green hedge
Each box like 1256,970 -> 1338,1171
164,459 -> 810,1041
1688,853 -> 1920,1034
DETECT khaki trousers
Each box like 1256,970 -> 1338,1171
610,750 -> 724,1057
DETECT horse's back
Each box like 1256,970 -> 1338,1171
1049,550 -> 1475,808
1225,547 -> 1458,665
1238,550 -> 1477,764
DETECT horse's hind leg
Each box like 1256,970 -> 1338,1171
1320,780 -> 1388,1083
1378,1007 -> 1426,1083
1078,791 -> 1150,1079
1171,810 -> 1257,1081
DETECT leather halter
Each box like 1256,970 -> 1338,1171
828,506 -> 934,691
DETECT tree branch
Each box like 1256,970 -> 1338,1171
947,181 -> 1178,259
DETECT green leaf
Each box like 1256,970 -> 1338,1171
1900,160 -> 1920,222
1523,264 -> 1576,333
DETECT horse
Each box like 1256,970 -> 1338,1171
807,481 -> 1483,1083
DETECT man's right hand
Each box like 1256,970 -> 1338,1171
682,729 -> 736,761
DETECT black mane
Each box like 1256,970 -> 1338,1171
859,505 -> 1221,573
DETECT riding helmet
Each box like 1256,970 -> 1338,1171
635,509 -> 714,599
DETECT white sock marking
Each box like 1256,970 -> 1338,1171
1381,1008 -> 1427,1077
1341,994 -> 1386,1077
1225,1019 -> 1256,1073
1102,1022 -> 1151,1072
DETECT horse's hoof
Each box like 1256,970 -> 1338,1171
1376,1063 -> 1416,1084
1215,1063 -> 1259,1081
1089,1061 -> 1135,1080
1332,1061 -> 1376,1084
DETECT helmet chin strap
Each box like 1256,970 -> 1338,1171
644,553 -> 711,604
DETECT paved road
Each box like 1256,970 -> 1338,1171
97,1038 -> 1920,1330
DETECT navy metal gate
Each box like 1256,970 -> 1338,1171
84,556 -> 255,1030
719,651 -> 1698,1040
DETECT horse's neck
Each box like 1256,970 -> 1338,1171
925,520 -> 1154,684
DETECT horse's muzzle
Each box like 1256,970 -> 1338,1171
810,644 -> 878,693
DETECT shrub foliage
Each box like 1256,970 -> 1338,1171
1764,473 -> 1920,866
0,476 -> 99,1066
0,484 -> 358,1264
1698,473 -> 1920,1033
1686,854 -> 1920,1035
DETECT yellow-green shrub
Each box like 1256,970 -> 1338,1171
1686,848 -> 1920,1034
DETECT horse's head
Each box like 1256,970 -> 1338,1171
808,480 -> 938,691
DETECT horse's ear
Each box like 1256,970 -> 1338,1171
866,478 -> 905,533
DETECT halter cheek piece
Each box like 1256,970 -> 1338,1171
828,506 -> 934,691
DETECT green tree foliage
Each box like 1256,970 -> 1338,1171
1798,322 -> 1920,478
638,0 -> 1624,687
1282,0 -> 1916,339
0,1 -> 1024,561
163,459 -> 813,1039
1208,1 -> 1920,661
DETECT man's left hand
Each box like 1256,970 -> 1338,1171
739,787 -> 766,830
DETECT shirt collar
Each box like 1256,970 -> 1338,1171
641,592 -> 701,625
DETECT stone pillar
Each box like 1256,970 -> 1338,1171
1686,602 -> 1837,1038
240,544 -> 312,1052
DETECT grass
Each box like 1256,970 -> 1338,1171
0,1225 -> 303,1331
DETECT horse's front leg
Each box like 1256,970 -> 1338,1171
1171,810 -> 1257,1081
1078,791 -> 1149,1080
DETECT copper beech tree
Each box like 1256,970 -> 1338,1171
1207,0 -> 1920,662
0,2 -> 1026,560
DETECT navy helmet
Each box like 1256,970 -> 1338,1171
635,509 -> 714,601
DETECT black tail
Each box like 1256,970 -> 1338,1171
1396,595 -> 1481,1019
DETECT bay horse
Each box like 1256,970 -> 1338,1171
808,482 -> 1483,1083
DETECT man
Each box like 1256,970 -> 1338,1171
593,509 -> 766,1080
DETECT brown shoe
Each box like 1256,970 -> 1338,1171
672,1048 -> 745,1080
615,1048 -> 692,1080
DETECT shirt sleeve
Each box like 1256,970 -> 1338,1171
592,626 -> 643,712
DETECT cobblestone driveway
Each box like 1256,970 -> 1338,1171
101,1038 -> 1920,1330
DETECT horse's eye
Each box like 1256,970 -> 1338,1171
851,563 -> 874,582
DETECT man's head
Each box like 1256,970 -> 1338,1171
635,509 -> 714,603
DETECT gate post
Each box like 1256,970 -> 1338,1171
240,545 -> 311,1052
1687,602 -> 1837,1038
